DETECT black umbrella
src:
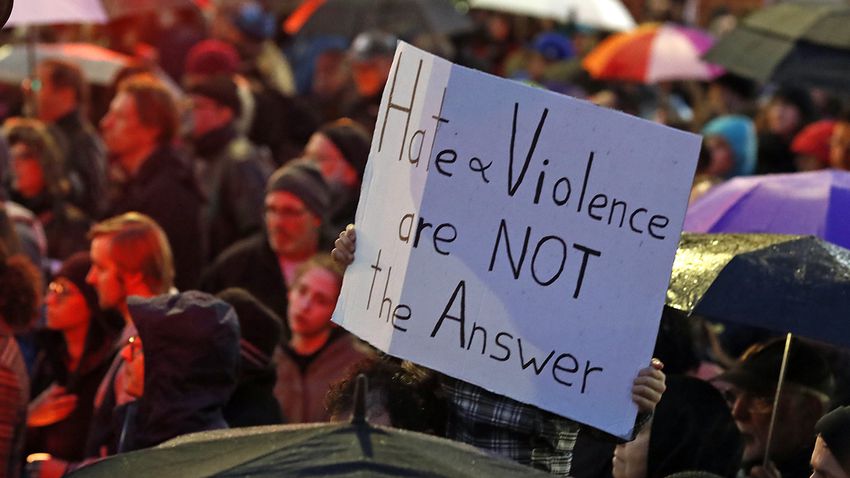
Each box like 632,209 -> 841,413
667,232 -> 850,468
703,3 -> 850,90
667,233 -> 850,349
69,377 -> 549,478
289,0 -> 473,41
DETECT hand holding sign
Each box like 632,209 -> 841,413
333,42 -> 699,438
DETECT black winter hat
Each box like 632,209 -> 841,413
816,406 -> 850,475
320,119 -> 370,181
216,287 -> 283,368
56,252 -> 99,315
714,336 -> 834,398
266,161 -> 330,218
188,75 -> 242,117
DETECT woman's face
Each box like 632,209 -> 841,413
287,266 -> 342,338
767,100 -> 801,137
705,135 -> 734,177
10,143 -> 46,198
612,424 -> 650,478
45,279 -> 91,332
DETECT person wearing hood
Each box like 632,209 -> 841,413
187,75 -> 274,262
118,291 -> 240,452
701,115 -> 758,180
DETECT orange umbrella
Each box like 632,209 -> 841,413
583,23 -> 723,83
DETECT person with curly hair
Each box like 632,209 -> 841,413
0,245 -> 42,477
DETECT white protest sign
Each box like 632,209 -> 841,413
333,42 -> 701,439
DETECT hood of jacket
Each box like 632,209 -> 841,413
127,291 -> 240,449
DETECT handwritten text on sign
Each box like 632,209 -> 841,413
333,42 -> 701,439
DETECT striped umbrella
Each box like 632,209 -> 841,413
583,23 -> 724,83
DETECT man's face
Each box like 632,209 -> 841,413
351,56 -> 392,97
86,236 -> 127,311
723,384 -> 815,464
264,191 -> 321,260
304,133 -> 358,188
830,122 -> 850,170
811,435 -> 850,478
189,94 -> 232,139
35,65 -> 63,123
100,92 -> 158,162
287,266 -> 341,338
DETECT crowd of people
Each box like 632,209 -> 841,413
0,0 -> 849,477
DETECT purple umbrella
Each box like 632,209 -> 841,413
684,170 -> 850,249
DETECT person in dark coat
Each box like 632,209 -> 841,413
118,291 -> 240,452
187,75 -> 274,261
200,161 -> 331,332
4,118 -> 91,264
100,75 -> 205,290
216,287 -> 284,427
612,376 -> 743,478
26,253 -> 122,462
34,59 -> 108,218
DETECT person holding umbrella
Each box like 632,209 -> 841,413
712,337 -> 834,478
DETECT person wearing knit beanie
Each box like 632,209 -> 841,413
264,161 -> 330,262
312,119 -> 371,185
184,40 -> 240,82
813,406 -> 850,478
304,119 -> 370,233
188,75 -> 242,119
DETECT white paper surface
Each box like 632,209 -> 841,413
334,42 -> 701,439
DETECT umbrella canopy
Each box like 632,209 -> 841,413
69,422 -> 551,477
6,0 -> 108,26
288,0 -> 473,40
583,22 -> 723,83
0,42 -> 137,85
667,233 -> 850,349
684,170 -> 850,250
703,3 -> 850,90
468,0 -> 635,32
5,0 -> 196,26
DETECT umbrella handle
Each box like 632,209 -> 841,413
351,374 -> 368,425
762,332 -> 793,469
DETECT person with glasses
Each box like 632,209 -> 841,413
201,161 -> 331,337
712,337 -> 834,478
26,253 -> 121,462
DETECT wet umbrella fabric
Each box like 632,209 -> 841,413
684,170 -> 850,250
703,3 -> 850,90
68,422 -> 551,477
666,233 -> 850,349
288,0 -> 472,40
